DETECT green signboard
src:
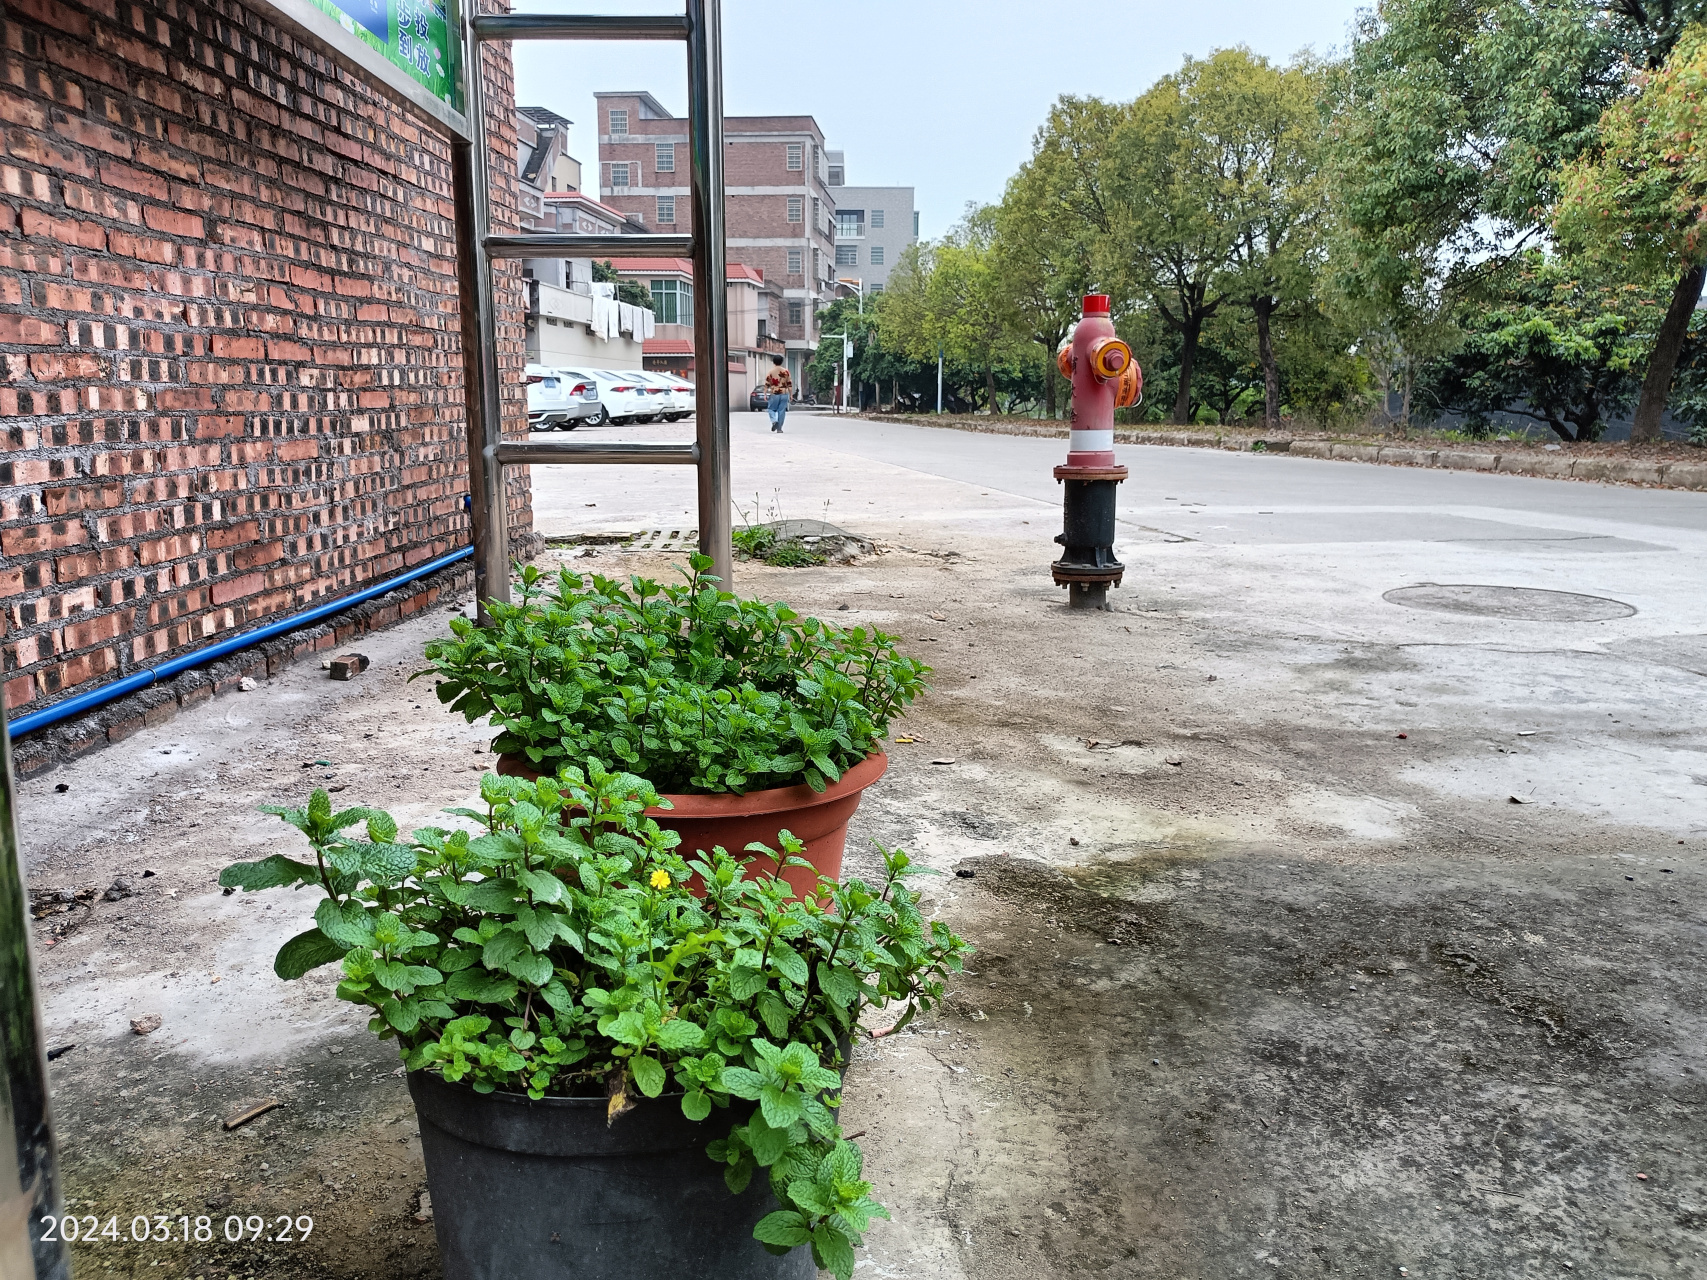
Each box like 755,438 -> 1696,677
264,0 -> 467,136
311,0 -> 460,112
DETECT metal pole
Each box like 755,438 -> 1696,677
451,3 -> 510,618
686,0 -> 732,588
1,725 -> 70,1280
936,346 -> 943,413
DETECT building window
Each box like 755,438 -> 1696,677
828,165 -> 844,185
786,143 -> 803,171
655,142 -> 674,172
609,109 -> 628,136
656,195 -> 675,224
787,247 -> 802,274
869,245 -> 885,266
835,244 -> 858,268
610,163 -> 631,189
869,283 -> 883,295
788,300 -> 803,326
871,208 -> 885,229
786,196 -> 803,223
835,210 -> 863,238
913,210 -> 920,237
812,197 -> 821,229
650,278 -> 693,325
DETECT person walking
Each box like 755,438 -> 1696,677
763,355 -> 792,432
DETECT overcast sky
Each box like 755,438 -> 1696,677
509,0 -> 1363,239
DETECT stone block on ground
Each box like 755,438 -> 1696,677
329,653 -> 370,681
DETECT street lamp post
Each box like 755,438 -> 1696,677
833,276 -> 864,314
831,279 -> 865,410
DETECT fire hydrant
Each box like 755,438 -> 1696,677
1052,294 -> 1141,609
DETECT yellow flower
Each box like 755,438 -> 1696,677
649,869 -> 671,890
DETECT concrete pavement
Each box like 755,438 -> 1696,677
533,411 -> 1707,840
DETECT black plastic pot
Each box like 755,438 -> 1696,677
408,1071 -> 815,1280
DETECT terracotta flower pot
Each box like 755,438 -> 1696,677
494,752 -> 888,899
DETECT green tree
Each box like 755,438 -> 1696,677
1187,49 -> 1329,430
1335,0 -> 1707,438
1415,254 -> 1648,440
925,207 -> 1024,412
992,125 -> 1099,418
592,259 -> 654,310
1555,23 -> 1707,441
1099,74 -> 1241,423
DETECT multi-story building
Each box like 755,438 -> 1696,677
604,258 -> 786,400
521,190 -> 651,371
593,91 -> 837,389
825,151 -> 917,295
516,106 -> 575,230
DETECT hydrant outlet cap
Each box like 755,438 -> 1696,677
1082,294 -> 1111,315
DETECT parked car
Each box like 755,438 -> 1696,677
625,370 -> 677,422
525,365 -> 605,430
583,370 -> 654,423
636,370 -> 696,421
748,385 -> 769,412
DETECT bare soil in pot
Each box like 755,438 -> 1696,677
495,751 -> 888,899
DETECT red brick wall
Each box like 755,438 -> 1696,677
0,0 -> 530,717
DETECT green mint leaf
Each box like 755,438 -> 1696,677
219,856 -> 318,892
630,1054 -> 666,1097
811,1224 -> 857,1280
752,1210 -> 812,1248
759,1083 -> 806,1131
444,968 -> 519,1005
718,1066 -> 764,1100
745,1116 -> 790,1166
315,898 -> 376,949
272,928 -> 347,979
656,1020 -> 705,1052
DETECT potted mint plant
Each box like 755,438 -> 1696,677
416,557 -> 928,898
221,764 -> 970,1280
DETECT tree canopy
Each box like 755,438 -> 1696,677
835,15 -> 1707,443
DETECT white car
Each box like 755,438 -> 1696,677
588,370 -> 657,423
525,365 -> 605,430
634,370 -> 695,422
624,370 -> 675,422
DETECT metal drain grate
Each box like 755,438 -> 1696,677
625,528 -> 700,552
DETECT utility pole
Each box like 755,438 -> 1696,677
822,333 -> 853,413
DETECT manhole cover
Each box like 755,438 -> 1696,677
1382,584 -> 1636,621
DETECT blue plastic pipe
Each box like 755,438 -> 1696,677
4,546 -> 474,739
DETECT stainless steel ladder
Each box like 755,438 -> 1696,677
449,3 -> 732,614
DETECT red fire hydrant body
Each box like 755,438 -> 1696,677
1052,295 -> 1139,609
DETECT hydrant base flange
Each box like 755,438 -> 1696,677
1053,465 -> 1129,483
1051,561 -> 1125,587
